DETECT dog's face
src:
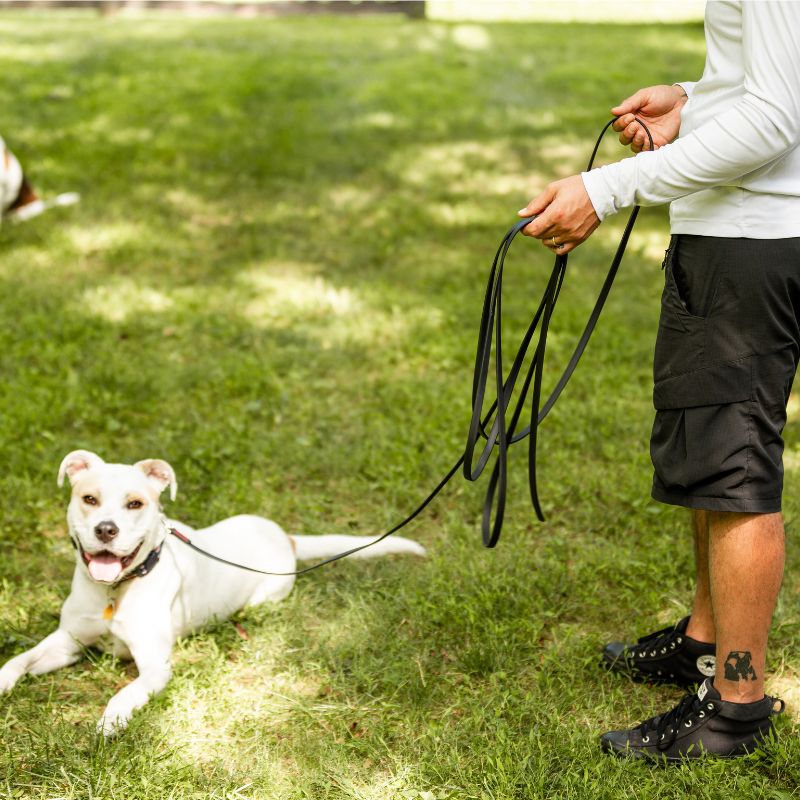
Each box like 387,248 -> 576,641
58,450 -> 177,584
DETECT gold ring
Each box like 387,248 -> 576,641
551,236 -> 558,247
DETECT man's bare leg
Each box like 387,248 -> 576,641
600,509 -> 785,759
686,509 -> 715,643
707,511 -> 785,702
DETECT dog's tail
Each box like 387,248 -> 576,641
289,534 -> 425,562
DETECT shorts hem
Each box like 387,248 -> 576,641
651,485 -> 782,514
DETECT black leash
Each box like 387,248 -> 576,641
168,117 -> 654,576
466,117 -> 654,544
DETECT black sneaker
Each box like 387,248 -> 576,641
600,679 -> 784,762
602,616 -> 716,687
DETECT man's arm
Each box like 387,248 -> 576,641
520,2 -> 800,251
581,2 -> 800,222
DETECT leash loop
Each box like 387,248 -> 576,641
170,117 -> 653,572
464,117 -> 653,545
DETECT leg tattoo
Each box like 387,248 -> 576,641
723,650 -> 757,681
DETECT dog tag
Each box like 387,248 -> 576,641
103,601 -> 115,620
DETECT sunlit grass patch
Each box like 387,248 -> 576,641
388,139 -> 534,193
241,264 -> 361,320
238,262 -> 445,347
80,279 -> 175,322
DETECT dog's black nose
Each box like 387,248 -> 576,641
94,521 -> 119,543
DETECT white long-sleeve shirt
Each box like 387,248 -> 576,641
581,0 -> 800,239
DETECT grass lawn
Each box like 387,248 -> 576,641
0,10 -> 798,799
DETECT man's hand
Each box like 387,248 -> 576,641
518,175 -> 599,254
612,84 -> 688,153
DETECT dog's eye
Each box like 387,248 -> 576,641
82,495 -> 98,506
127,499 -> 144,510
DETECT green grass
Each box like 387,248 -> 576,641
0,11 -> 798,799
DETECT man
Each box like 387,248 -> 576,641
517,1 -> 798,761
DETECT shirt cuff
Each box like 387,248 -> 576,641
674,81 -> 697,98
581,168 -> 617,222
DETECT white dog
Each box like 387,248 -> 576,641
0,450 -> 425,735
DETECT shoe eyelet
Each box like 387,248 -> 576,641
642,735 -> 650,743
661,648 -> 667,653
660,734 -> 665,741
670,643 -> 676,649
684,720 -> 692,728
707,703 -> 714,710
650,650 -> 656,656
699,711 -> 705,718
676,637 -> 682,643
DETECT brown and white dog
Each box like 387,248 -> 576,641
0,134 -> 41,221
0,450 -> 425,735
0,135 -> 79,222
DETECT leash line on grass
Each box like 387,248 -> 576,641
170,117 -> 654,576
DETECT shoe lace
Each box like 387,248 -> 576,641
636,693 -> 701,751
636,623 -> 680,649
629,623 -> 687,661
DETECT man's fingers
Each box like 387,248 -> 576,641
521,210 -> 563,240
616,118 -> 655,152
526,219 -> 563,246
543,238 -> 575,255
526,186 -> 556,216
617,122 -> 639,146
632,127 -> 651,151
611,112 -> 636,133
611,89 -> 647,117
518,185 -> 556,220
624,119 -> 642,139
521,215 -> 551,237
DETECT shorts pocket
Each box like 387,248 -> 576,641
654,356 -> 753,410
653,236 -> 730,383
651,358 -> 754,492
654,256 -> 705,382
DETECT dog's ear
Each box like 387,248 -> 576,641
134,459 -> 178,502
58,450 -> 104,487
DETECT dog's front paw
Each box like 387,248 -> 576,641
97,698 -> 134,737
0,663 -> 22,694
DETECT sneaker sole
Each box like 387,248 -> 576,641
601,736 -> 765,765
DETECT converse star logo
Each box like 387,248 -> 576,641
696,654 -> 716,678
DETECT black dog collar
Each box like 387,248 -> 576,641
117,543 -> 163,584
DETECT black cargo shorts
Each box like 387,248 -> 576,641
651,234 -> 800,513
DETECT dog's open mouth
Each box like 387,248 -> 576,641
82,544 -> 142,583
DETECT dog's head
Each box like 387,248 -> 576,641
57,450 -> 177,584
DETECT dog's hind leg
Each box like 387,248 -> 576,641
246,575 -> 296,607
0,629 -> 82,693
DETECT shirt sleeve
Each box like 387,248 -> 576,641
581,2 -> 800,221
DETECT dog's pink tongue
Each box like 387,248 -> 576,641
87,554 -> 123,582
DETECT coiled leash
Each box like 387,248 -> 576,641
170,117 -> 654,575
